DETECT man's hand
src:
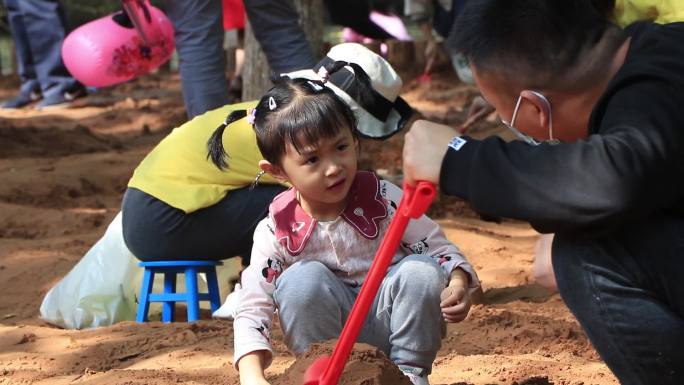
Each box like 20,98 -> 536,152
440,268 -> 472,323
403,120 -> 459,186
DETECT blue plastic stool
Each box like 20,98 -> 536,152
136,260 -> 222,323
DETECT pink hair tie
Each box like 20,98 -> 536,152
247,108 -> 257,125
317,67 -> 330,83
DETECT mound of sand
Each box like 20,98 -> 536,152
271,342 -> 412,385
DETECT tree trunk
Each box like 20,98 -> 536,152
242,0 -> 323,101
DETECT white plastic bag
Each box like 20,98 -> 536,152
40,211 -> 242,329
40,212 -> 140,329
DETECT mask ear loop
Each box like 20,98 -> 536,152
529,90 -> 554,141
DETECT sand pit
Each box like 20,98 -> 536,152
0,71 -> 618,385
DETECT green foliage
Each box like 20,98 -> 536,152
62,0 -> 121,27
0,5 -> 7,34
0,1 -> 167,35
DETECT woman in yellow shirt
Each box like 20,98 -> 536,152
120,43 -> 414,265
122,101 -> 287,265
594,0 -> 684,26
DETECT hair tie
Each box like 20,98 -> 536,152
317,67 -> 330,83
307,80 -> 323,91
268,96 -> 277,110
247,108 -> 257,125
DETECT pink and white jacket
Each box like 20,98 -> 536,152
233,171 -> 480,368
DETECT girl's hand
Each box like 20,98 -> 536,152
440,269 -> 472,323
238,351 -> 270,385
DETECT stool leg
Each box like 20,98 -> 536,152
205,268 -> 222,313
136,268 -> 155,323
185,267 -> 200,322
162,272 -> 177,323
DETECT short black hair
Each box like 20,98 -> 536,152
450,0 -> 625,91
253,77 -> 358,165
592,0 -> 617,18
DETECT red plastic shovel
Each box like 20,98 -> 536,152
303,181 -> 437,385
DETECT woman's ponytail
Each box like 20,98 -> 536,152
207,109 -> 247,170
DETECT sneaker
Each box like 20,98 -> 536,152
36,87 -> 87,110
399,365 -> 430,385
212,283 -> 241,320
1,90 -> 42,109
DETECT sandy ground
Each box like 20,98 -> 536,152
0,69 -> 618,385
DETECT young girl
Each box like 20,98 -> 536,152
210,65 -> 480,385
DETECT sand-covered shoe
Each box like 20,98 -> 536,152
399,365 -> 430,385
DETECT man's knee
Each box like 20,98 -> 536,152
551,235 -> 584,292
551,235 -> 608,312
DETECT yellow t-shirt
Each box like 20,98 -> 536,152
128,101 -> 283,213
614,0 -> 684,26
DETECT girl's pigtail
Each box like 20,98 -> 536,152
325,61 -> 377,111
207,109 -> 247,170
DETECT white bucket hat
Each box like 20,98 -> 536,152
283,43 -> 414,140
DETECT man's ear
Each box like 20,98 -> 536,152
520,90 -> 552,134
259,160 -> 288,182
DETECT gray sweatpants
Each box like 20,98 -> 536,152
273,255 -> 447,371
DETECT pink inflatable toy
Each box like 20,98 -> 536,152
369,11 -> 412,41
62,0 -> 175,88
341,12 -> 412,44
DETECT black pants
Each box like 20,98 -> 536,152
121,185 -> 286,265
552,215 -> 684,385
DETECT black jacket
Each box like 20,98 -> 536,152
440,22 -> 684,235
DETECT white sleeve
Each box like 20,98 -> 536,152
233,217 -> 284,369
382,180 -> 481,290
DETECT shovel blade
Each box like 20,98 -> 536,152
303,355 -> 331,385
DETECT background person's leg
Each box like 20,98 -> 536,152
553,217 -> 684,385
2,0 -> 41,108
16,0 -> 82,101
165,0 -> 230,118
243,0 -> 316,74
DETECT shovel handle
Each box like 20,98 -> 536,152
401,182 -> 437,219
318,181 -> 436,385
